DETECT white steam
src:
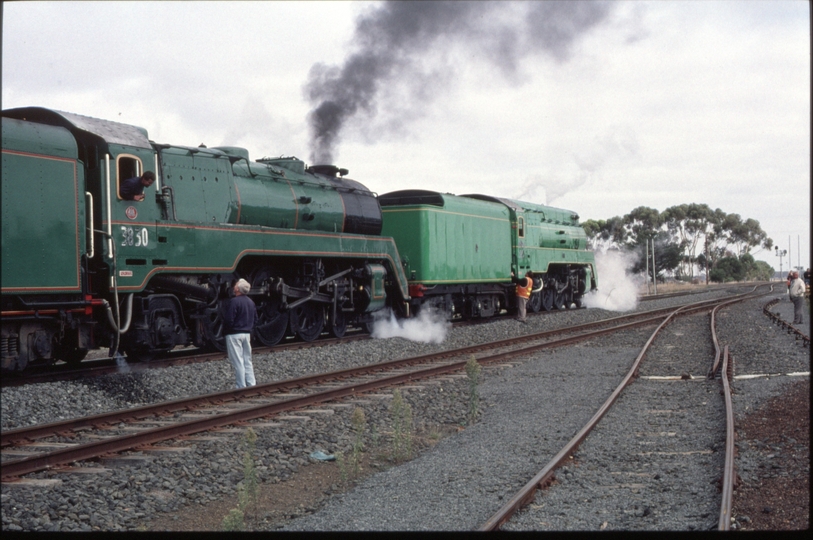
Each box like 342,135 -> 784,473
583,249 -> 641,312
371,307 -> 450,344
115,351 -> 131,373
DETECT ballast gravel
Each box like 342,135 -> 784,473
1,285 -> 808,532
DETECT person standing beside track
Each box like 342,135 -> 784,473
511,270 -> 534,323
223,278 -> 257,389
788,271 -> 806,325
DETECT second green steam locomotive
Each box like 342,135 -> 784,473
379,190 -> 596,318
1,107 -> 596,372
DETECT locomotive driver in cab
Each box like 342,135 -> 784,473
120,171 -> 155,201
511,270 -> 534,323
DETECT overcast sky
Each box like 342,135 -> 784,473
3,1 -> 810,271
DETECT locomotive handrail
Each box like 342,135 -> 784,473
85,192 -> 94,258
153,152 -> 161,190
104,154 -> 114,263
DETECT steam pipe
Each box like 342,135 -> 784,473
118,293 -> 134,334
149,275 -> 215,302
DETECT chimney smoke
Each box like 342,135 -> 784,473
305,1 -> 616,164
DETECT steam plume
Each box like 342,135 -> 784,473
305,1 -> 615,164
583,249 -> 641,312
371,307 -> 450,344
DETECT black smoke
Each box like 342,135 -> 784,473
304,1 -> 616,165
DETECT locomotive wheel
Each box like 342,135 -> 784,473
254,298 -> 288,347
201,304 -> 227,352
289,302 -> 325,342
541,289 -> 554,312
553,290 -> 567,310
328,309 -> 348,338
250,268 -> 288,346
574,296 -> 583,308
529,291 -> 543,313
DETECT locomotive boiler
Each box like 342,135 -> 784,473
1,107 -> 409,372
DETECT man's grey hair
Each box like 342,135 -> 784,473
236,278 -> 251,295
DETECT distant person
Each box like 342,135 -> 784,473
804,268 -> 811,286
511,270 -> 534,323
223,278 -> 257,389
788,271 -> 806,325
120,171 -> 155,201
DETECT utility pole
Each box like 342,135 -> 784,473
652,238 -> 657,295
645,241 -> 650,294
705,239 -> 709,285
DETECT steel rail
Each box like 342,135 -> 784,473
478,304 -> 689,531
718,345 -> 736,530
762,297 -> 810,347
711,286 -> 777,529
707,291 -> 772,379
478,288 -> 768,531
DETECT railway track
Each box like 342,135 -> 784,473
761,298 -> 810,347
2,283 -> 749,388
1,290 -> 764,483
480,287 -> 770,531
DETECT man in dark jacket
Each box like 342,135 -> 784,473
223,278 -> 257,388
120,171 -> 155,201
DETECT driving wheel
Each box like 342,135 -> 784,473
289,302 -> 325,342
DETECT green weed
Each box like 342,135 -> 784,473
390,389 -> 414,462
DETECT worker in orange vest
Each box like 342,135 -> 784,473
512,270 -> 534,323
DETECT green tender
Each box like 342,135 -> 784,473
1,117 -> 85,292
380,190 -> 596,289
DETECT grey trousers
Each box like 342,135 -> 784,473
517,297 -> 528,321
791,295 -> 805,324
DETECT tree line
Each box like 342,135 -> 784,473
582,203 -> 775,283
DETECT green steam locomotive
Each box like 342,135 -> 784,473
1,107 -> 596,372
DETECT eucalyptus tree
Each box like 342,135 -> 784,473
583,203 -> 773,281
581,216 -> 627,251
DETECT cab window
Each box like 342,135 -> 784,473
116,155 -> 142,199
517,216 -> 525,238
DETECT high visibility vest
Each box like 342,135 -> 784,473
516,277 -> 532,299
